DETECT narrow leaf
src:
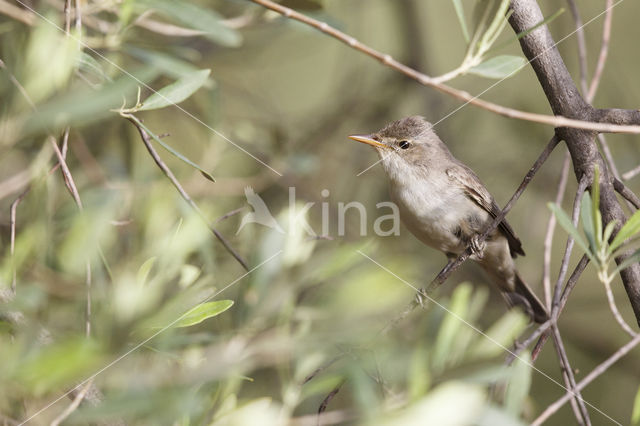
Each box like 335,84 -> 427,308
548,203 -> 594,261
505,352 -> 532,416
603,220 -> 618,254
632,384 -> 640,425
580,192 -> 596,252
175,300 -> 234,327
139,69 -> 210,111
468,55 -> 526,79
471,311 -> 528,359
611,249 -> 640,276
452,0 -> 470,42
126,46 -> 202,79
610,209 -> 640,252
592,166 -> 602,245
127,115 -> 216,182
137,257 -> 156,286
136,0 -> 242,47
491,8 -> 565,52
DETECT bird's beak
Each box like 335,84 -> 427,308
348,134 -> 389,149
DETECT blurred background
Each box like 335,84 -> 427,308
1,0 -> 639,424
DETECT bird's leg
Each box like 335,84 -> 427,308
469,234 -> 486,259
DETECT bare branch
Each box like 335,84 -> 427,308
50,379 -> 93,426
622,164 -> 640,182
124,115 -> 249,271
551,325 -> 591,425
613,178 -> 640,209
533,333 -> 640,425
543,150 -> 571,309
587,0 -> 614,101
509,0 -> 640,326
248,0 -> 640,134
603,280 -> 638,337
552,176 -> 589,316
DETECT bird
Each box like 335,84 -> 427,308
349,116 -> 548,323
236,186 -> 284,235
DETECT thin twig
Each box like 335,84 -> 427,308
567,0 -> 588,96
247,0 -> 640,134
587,0 -> 614,101
9,189 -> 30,294
613,178 -> 640,209
532,255 -> 590,362
317,381 -> 345,426
552,175 -> 589,316
622,164 -> 640,182
214,207 -> 246,224
124,115 -> 249,271
543,150 -> 571,309
507,319 -> 552,364
533,333 -> 640,425
559,255 -> 590,311
603,280 -> 637,337
551,325 -> 591,425
49,134 -> 83,210
50,379 -> 93,426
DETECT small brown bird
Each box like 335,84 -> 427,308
350,116 -> 548,323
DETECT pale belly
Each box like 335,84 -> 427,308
390,181 -> 489,255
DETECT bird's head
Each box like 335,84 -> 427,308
349,116 -> 450,179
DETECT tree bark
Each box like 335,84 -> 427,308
508,0 -> 640,326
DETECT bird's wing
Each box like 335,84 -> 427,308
446,164 -> 525,257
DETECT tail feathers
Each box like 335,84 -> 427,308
504,273 -> 549,323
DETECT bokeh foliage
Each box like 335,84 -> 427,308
1,0 -> 640,424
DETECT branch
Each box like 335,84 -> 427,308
543,150 -> 571,309
509,0 -> 640,327
533,333 -> 640,425
613,178 -> 640,209
247,0 -> 640,134
124,115 -> 249,271
550,325 -> 591,425
50,379 -> 93,426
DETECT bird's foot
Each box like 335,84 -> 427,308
470,235 -> 486,259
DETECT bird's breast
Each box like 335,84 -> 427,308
390,175 -> 481,254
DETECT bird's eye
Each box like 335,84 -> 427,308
398,140 -> 411,149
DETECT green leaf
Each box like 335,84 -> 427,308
137,257 -> 156,286
126,46 -> 202,80
611,248 -> 640,276
468,55 -> 526,79
139,69 -> 211,111
433,283 -> 472,371
471,310 -> 528,359
126,115 -> 216,182
610,209 -> 640,252
77,52 -> 112,83
580,192 -> 596,252
592,166 -> 602,245
505,352 -> 531,416
175,300 -> 234,327
15,338 -> 102,396
632,384 -> 640,425
603,220 -> 618,248
21,67 -> 158,137
548,203 -> 595,262
135,0 -> 242,47
491,8 -> 565,52
452,0 -> 470,42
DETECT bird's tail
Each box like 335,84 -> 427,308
503,273 -> 549,323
